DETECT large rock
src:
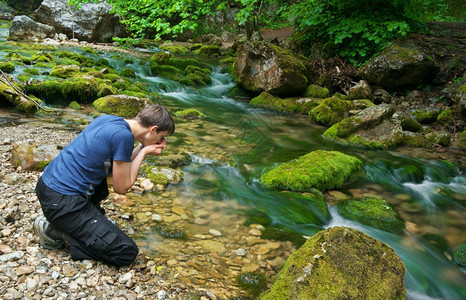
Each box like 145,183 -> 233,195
32,0 -> 127,42
8,15 -> 56,42
0,2 -> 16,20
10,143 -> 62,171
92,94 -> 151,118
457,83 -> 466,120
260,227 -> 406,299
260,150 -> 364,192
361,44 -> 439,89
233,41 -> 311,97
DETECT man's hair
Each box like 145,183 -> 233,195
135,104 -> 175,135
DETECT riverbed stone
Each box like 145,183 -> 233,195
260,226 -> 406,299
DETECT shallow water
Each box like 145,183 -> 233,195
0,28 -> 465,298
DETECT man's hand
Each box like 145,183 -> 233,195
142,138 -> 167,156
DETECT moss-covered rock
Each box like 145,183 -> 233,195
61,75 -> 99,104
260,227 -> 406,299
50,65 -> 81,79
68,101 -> 81,110
337,196 -> 405,233
309,96 -> 352,126
149,62 -> 183,81
0,80 -> 39,114
31,51 -> 53,63
174,108 -> 206,119
97,82 -> 118,98
193,45 -> 221,57
92,94 -> 151,118
413,110 -> 441,124
260,150 -> 364,192
4,52 -> 31,64
236,272 -> 267,298
120,67 -> 136,78
401,117 -> 421,132
453,243 -> 466,267
303,84 -> 330,98
156,224 -> 187,239
0,61 -> 15,73
250,91 -> 321,115
159,44 -> 188,54
457,130 -> 466,151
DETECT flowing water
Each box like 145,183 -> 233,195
0,26 -> 465,298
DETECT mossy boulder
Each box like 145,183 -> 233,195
400,117 -> 421,132
233,41 -> 311,97
193,45 -> 221,57
0,61 -> 15,73
457,130 -> 466,151
159,44 -> 188,54
361,44 -> 439,89
304,84 -> 330,98
146,166 -> 184,185
120,67 -> 136,78
260,226 -> 406,299
250,91 -> 321,115
349,80 -> 373,100
413,110 -> 441,124
68,101 -> 81,110
50,65 -> 81,78
0,80 -> 39,114
149,62 -> 183,81
92,94 -> 151,118
174,108 -> 206,119
309,96 -> 352,127
260,150 -> 364,192
337,196 -> 405,233
61,75 -> 99,104
453,243 -> 466,267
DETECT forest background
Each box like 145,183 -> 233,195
63,0 -> 465,66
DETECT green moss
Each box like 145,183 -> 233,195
120,67 -> 136,78
149,62 -> 183,81
50,65 -> 81,78
159,44 -> 188,54
103,73 -> 122,82
236,272 -> 267,298
309,96 -> 352,126
156,224 -> 187,239
194,45 -> 221,57
304,84 -> 330,98
260,150 -> 364,192
322,117 -> 363,140
174,108 -> 206,119
437,110 -> 454,126
413,110 -> 441,124
148,173 -> 170,185
0,61 -> 15,73
4,52 -> 31,64
250,92 -> 320,115
150,51 -> 175,64
61,76 -> 99,103
260,227 -> 406,299
23,68 -> 40,75
453,243 -> 466,267
401,117 -> 421,132
337,196 -> 405,233
457,130 -> 466,151
393,132 -> 430,148
347,135 -> 386,149
92,95 -> 148,118
97,83 -> 118,98
261,227 -> 306,248
33,161 -> 50,171
68,101 -> 81,110
17,74 -> 30,82
31,52 -> 53,63
25,80 -> 63,104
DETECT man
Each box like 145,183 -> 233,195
34,104 -> 175,266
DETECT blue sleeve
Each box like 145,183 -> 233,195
111,130 -> 134,162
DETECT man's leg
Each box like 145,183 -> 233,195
35,177 -> 138,266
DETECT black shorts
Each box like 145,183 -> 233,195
35,177 -> 138,266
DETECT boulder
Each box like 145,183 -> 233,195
260,227 -> 406,299
337,196 -> 405,233
8,15 -> 56,42
0,2 -> 16,20
32,0 -> 127,43
457,83 -> 466,120
92,94 -> 151,118
10,143 -> 62,170
361,44 -> 439,89
250,91 -> 321,115
233,41 -> 311,97
260,150 -> 364,192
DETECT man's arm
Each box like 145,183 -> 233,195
112,142 -> 167,194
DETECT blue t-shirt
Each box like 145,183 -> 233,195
42,115 -> 134,195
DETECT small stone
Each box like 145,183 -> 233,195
209,229 -> 222,236
235,248 -> 247,256
157,290 -> 167,299
194,218 -> 209,225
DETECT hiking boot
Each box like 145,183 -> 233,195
33,215 -> 64,250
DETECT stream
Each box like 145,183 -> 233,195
0,25 -> 465,298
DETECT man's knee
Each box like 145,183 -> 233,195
107,237 -> 139,266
